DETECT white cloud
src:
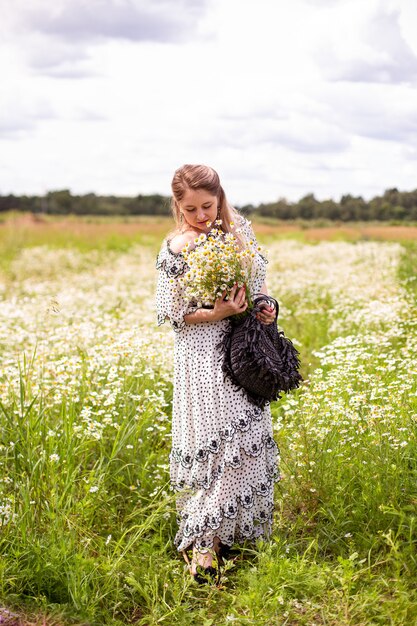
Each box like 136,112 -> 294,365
0,0 -> 209,76
3,0 -> 208,43
25,36 -> 94,76
315,2 -> 417,84
0,96 -> 56,138
27,0 -> 206,43
0,0 -> 417,203
208,113 -> 349,154
314,81 -> 417,145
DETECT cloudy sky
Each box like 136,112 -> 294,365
1,0 -> 417,204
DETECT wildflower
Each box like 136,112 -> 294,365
89,486 -> 99,493
49,453 -> 60,462
180,227 -> 253,307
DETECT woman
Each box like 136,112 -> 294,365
156,164 -> 280,582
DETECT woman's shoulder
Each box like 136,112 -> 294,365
168,230 -> 198,254
156,230 -> 198,276
156,241 -> 187,278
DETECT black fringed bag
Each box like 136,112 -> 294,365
217,294 -> 302,409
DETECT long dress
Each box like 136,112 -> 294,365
155,215 -> 281,552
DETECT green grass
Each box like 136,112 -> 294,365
398,241 -> 417,301
0,220 -> 417,624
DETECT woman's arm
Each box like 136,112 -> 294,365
184,308 -> 220,324
184,283 -> 276,325
184,284 -> 248,325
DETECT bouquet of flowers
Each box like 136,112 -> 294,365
179,220 -> 261,310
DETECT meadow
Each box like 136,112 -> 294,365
0,213 -> 417,625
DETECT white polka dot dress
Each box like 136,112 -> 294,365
155,216 -> 281,552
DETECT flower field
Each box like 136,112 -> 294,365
0,217 -> 417,625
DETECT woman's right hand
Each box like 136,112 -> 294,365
212,284 -> 248,320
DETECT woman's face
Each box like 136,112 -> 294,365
178,188 -> 218,233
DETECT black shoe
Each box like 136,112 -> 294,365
193,564 -> 219,585
217,542 -> 231,560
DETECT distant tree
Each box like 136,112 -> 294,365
46,190 -> 73,214
0,194 -> 20,212
298,193 -> 318,219
125,194 -> 168,215
368,197 -> 381,220
73,193 -> 99,215
339,194 -> 368,221
257,202 -> 274,218
271,198 -> 295,220
2,186 -> 417,221
392,204 -> 407,220
383,188 -> 400,206
317,199 -> 340,220
398,189 -> 417,219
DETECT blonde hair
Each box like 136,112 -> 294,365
170,164 -> 240,237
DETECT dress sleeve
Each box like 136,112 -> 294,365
238,216 -> 268,264
155,242 -> 198,332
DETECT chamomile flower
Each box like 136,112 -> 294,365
180,227 -> 253,307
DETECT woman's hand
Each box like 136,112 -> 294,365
212,284 -> 248,320
256,303 -> 276,325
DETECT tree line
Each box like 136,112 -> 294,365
1,187 -> 417,221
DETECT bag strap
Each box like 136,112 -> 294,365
253,293 -> 279,321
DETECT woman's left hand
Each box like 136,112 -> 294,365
256,304 -> 275,325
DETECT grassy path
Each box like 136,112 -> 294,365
0,223 -> 416,624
